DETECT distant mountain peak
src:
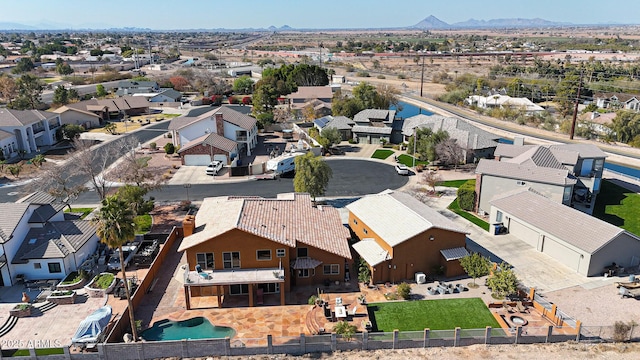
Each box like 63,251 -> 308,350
412,15 -> 449,29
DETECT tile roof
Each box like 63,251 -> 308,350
67,96 -> 150,113
494,143 -> 536,159
402,114 -> 499,150
12,220 -> 97,263
0,109 -> 57,127
490,190 -> 635,254
508,146 -> 565,169
178,132 -> 238,153
0,129 -> 13,141
179,194 -> 351,259
28,204 -> 65,223
215,106 -> 257,130
51,106 -> 102,118
346,190 -> 467,248
549,144 -> 607,159
354,109 -> 396,123
287,86 -> 333,100
351,125 -> 392,135
476,159 -> 576,186
18,191 -> 58,205
326,116 -> 355,130
0,203 -> 29,243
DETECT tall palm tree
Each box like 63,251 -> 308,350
93,195 -> 138,341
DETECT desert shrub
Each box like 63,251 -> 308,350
334,321 -> 357,341
376,75 -> 386,79
457,179 -> 476,211
613,321 -> 636,342
164,143 -> 175,155
149,142 -> 157,151
356,71 -> 370,77
308,295 -> 318,305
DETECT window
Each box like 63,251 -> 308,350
33,262 -> 41,269
298,268 -> 314,278
276,249 -> 286,258
563,187 -> 572,203
297,247 -> 308,258
363,228 -> 368,235
594,159 -> 604,172
258,283 -> 280,294
48,263 -> 61,273
496,210 -> 503,223
223,252 -> 241,269
196,253 -> 214,269
256,250 -> 271,261
323,264 -> 340,275
353,218 -> 358,225
229,284 -> 248,295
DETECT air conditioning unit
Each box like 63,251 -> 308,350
415,272 -> 426,284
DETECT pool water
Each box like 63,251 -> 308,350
141,317 -> 236,341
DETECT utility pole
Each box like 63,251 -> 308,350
420,55 -> 425,97
569,72 -> 584,140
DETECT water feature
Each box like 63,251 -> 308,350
392,101 -> 433,119
141,317 -> 236,341
510,315 -> 528,326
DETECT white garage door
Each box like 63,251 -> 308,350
358,135 -> 369,144
541,238 -> 582,271
213,154 -> 228,164
184,154 -> 211,166
370,136 -> 381,145
507,219 -> 539,248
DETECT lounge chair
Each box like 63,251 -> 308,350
503,301 -> 515,313
349,305 -> 358,317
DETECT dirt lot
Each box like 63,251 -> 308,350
186,342 -> 640,360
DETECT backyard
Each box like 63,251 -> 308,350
367,298 -> 500,332
593,179 -> 640,236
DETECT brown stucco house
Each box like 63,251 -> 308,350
347,190 -> 469,283
178,193 -> 352,308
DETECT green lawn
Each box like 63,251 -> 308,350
439,179 -> 470,188
371,149 -> 394,160
593,180 -> 640,236
449,198 -> 490,231
4,348 -> 64,357
64,207 -> 95,219
397,154 -> 429,167
368,298 -> 500,331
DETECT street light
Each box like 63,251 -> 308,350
184,183 -> 191,202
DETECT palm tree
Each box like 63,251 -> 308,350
93,195 -> 138,341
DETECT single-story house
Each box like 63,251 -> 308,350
466,95 -> 545,113
66,96 -> 151,120
287,86 -> 333,111
177,193 -> 352,308
347,190 -> 469,282
51,106 -> 103,129
489,189 -> 640,276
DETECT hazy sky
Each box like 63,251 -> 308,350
1,0 -> 637,30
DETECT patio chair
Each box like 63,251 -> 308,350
348,305 -> 358,317
516,301 -> 528,313
503,300 -> 515,313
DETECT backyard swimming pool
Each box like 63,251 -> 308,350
141,317 -> 236,341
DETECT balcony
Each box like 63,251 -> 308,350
236,136 -> 248,142
184,267 -> 284,286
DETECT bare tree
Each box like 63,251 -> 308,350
72,137 -> 127,201
273,107 -> 292,123
435,138 -> 465,171
420,170 -> 443,193
105,137 -> 165,190
28,165 -> 87,210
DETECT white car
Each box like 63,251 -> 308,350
205,160 -> 224,176
395,164 -> 410,175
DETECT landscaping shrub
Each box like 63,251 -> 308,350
164,143 -> 175,155
397,282 -> 411,300
308,295 -> 318,305
333,321 -> 357,341
228,96 -> 238,104
149,142 -> 157,151
613,321 -> 636,342
457,179 -> 476,211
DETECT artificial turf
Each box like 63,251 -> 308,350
368,298 -> 500,332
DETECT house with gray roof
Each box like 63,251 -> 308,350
489,189 -> 640,276
403,114 -> 500,164
352,109 -> 403,144
0,108 -> 62,156
313,115 -> 355,141
486,142 -> 607,214
116,80 -> 159,96
169,105 -> 258,165
0,192 -> 98,287
347,190 -> 469,282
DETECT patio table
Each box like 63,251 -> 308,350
335,305 -> 347,319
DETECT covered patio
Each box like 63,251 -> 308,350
183,268 -> 285,309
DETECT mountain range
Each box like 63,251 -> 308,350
0,16 -> 611,31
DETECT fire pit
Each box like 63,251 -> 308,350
510,315 -> 528,326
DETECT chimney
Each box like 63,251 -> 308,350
182,215 -> 195,237
215,113 -> 224,136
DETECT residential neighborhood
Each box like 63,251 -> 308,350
2,5 -> 640,360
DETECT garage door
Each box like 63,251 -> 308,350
358,135 -> 369,144
370,136 -> 381,145
541,237 -> 582,271
507,219 -> 539,248
184,154 -> 211,166
213,154 -> 228,164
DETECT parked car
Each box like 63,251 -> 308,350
395,164 -> 410,175
205,160 -> 224,176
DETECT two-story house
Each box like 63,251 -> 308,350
351,109 -> 400,144
169,106 -> 258,165
0,109 -> 61,156
476,142 -> 607,215
595,92 -> 640,111
177,193 -> 351,308
0,192 -> 98,287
